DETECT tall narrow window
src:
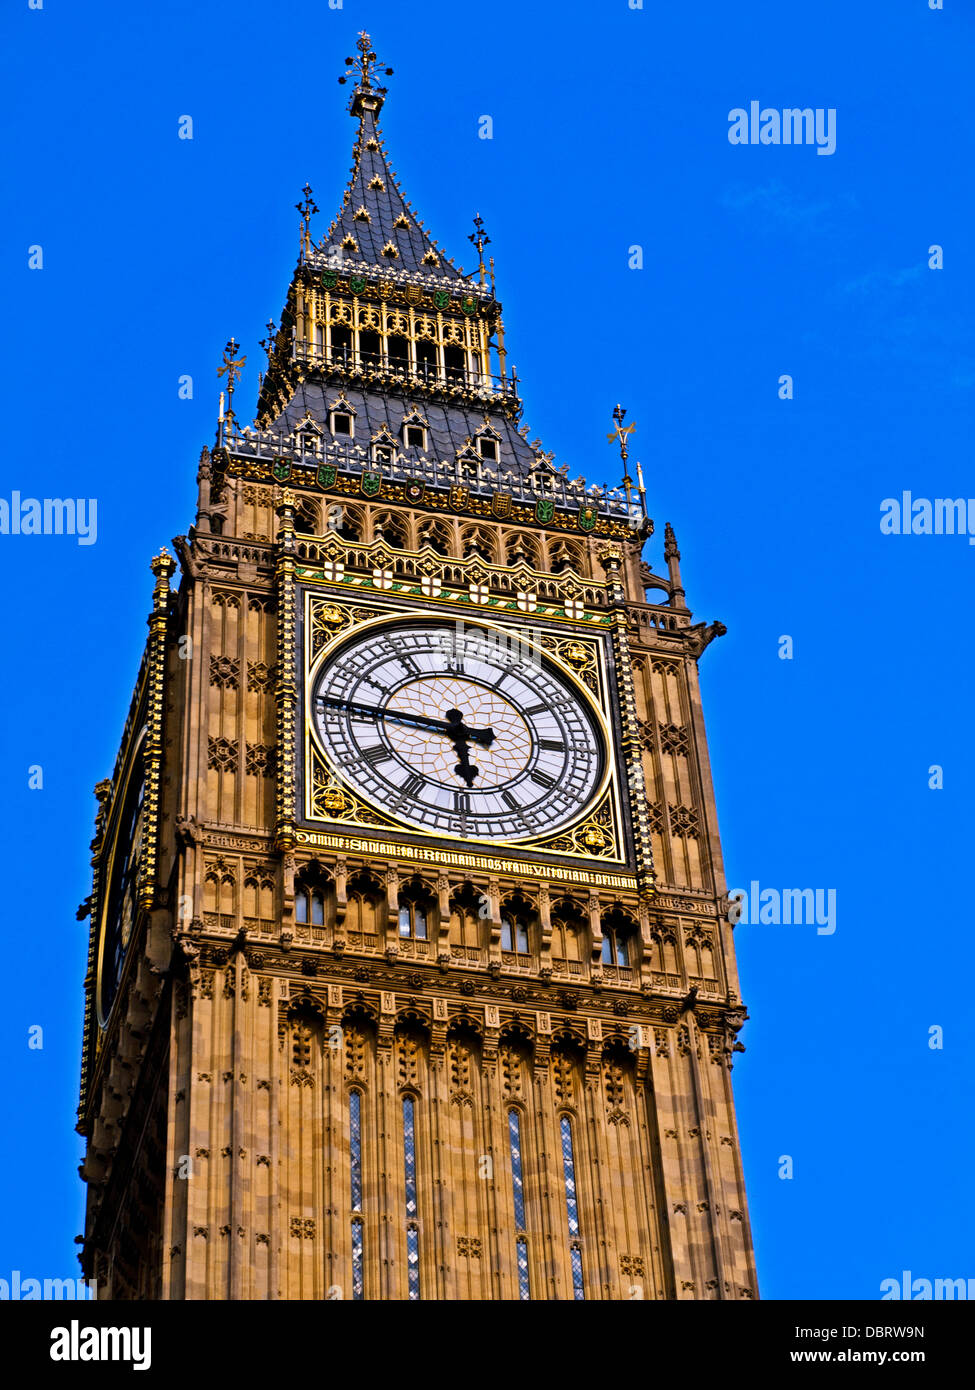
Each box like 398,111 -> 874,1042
501,915 -> 529,954
601,928 -> 629,967
559,1115 -> 585,1300
508,1109 -> 530,1300
295,884 -> 325,926
398,897 -> 428,940
403,1096 -> 420,1300
350,1090 -> 364,1300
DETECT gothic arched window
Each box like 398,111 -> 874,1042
338,505 -> 364,542
295,884 -> 324,925
398,898 -> 428,940
295,865 -> 328,926
398,877 -> 433,940
345,870 -> 384,937
600,910 -> 637,970
551,899 -> 586,966
500,914 -> 529,955
417,520 -> 452,557
448,882 -> 482,951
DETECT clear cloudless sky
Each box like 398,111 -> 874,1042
0,0 -> 971,1300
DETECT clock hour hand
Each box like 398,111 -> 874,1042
443,708 -> 485,788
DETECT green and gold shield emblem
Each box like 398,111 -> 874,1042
317,463 -> 337,489
577,504 -> 598,532
405,481 -> 425,504
460,295 -> 477,316
321,270 -> 338,289
535,498 -> 555,525
360,471 -> 381,497
349,276 -> 366,294
434,290 -> 450,310
272,457 -> 292,483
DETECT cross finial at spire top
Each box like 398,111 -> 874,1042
469,213 -> 491,286
339,31 -> 393,94
295,183 -> 318,258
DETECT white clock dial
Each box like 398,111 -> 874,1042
311,621 -> 604,841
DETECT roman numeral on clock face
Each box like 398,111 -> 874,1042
530,768 -> 557,790
401,773 -> 425,800
538,738 -> 565,753
500,789 -> 534,834
361,744 -> 393,766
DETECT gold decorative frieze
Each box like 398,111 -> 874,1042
294,829 -> 638,889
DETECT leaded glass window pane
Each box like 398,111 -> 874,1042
560,1115 -> 579,1237
351,1218 -> 364,1301
570,1245 -> 585,1300
560,1115 -> 585,1299
403,1096 -> 420,1299
508,1109 -> 526,1231
516,1236 -> 531,1302
350,1090 -> 363,1212
406,1225 -> 420,1301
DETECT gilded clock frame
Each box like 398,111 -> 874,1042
297,590 -> 632,867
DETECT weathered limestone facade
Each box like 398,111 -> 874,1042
78,33 -> 757,1302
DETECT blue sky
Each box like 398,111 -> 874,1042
1,0 -> 971,1299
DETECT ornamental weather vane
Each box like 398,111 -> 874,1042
338,32 -> 394,92
469,213 -> 491,287
217,337 -> 246,434
295,183 -> 318,260
607,404 -> 646,515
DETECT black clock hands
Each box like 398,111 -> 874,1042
442,708 -> 489,788
316,696 -> 494,787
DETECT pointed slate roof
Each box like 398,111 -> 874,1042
317,61 -> 465,281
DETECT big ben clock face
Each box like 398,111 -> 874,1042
310,620 -> 605,841
95,733 -> 146,1027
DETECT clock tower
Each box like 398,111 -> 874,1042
78,33 -> 758,1301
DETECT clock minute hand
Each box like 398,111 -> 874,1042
316,696 -> 495,748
